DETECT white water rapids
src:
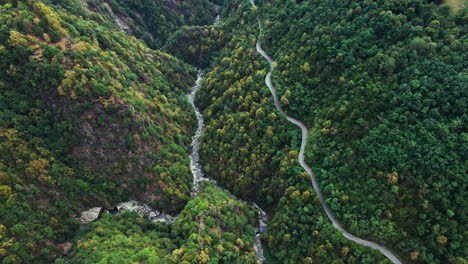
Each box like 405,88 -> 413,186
249,0 -> 402,263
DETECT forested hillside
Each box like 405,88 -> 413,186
59,183 -> 259,264
196,0 -> 467,263
0,0 -> 465,263
197,0 -> 392,263
85,0 -> 219,48
258,0 -> 467,262
0,0 -> 200,262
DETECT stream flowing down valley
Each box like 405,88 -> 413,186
78,12 -> 267,263
186,72 -> 212,196
249,0 -> 402,263
187,72 -> 268,263
79,72 -> 268,263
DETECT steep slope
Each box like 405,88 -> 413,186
59,183 -> 259,264
256,0 -> 467,263
85,0 -> 219,48
196,0 -> 391,263
196,0 -> 466,263
165,25 -> 227,68
1,0 -> 465,263
0,0 -> 197,262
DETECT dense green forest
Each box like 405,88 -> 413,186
165,26 -> 227,68
259,0 -> 467,263
0,0 -> 203,262
196,0 -> 467,263
0,0 -> 465,263
58,183 -> 259,264
196,1 -> 392,263
85,0 -> 219,48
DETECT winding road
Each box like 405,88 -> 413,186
249,0 -> 402,263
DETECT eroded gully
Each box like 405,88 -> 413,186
249,0 -> 401,263
78,11 -> 267,263
188,72 -> 267,263
78,72 -> 267,263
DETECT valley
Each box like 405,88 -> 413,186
0,0 -> 465,263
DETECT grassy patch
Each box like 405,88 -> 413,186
442,0 -> 465,13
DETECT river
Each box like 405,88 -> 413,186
79,30 -> 267,264
186,72 -> 211,196
187,71 -> 267,263
248,0 -> 402,263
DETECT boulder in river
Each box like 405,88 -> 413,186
79,207 -> 103,224
116,200 -> 154,216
